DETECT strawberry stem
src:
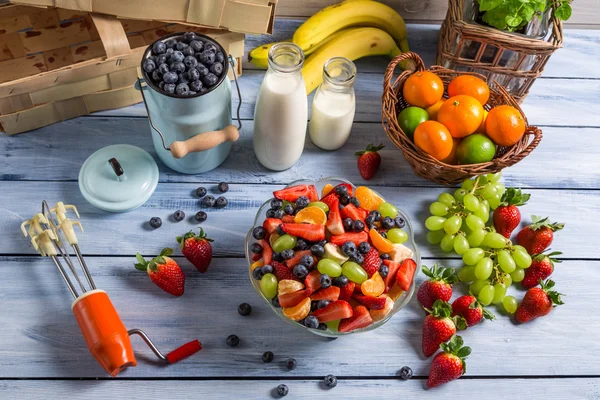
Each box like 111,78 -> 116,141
355,143 -> 385,156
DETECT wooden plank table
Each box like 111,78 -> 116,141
1,20 -> 599,399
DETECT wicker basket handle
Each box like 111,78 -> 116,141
383,52 -> 425,96
90,14 -> 131,59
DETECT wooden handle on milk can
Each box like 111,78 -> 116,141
169,125 -> 240,159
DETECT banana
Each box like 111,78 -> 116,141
302,27 -> 401,95
293,0 -> 410,55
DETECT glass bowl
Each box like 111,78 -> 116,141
245,177 -> 421,338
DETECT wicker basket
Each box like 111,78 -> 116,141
0,4 -> 245,135
382,52 -> 542,186
436,0 -> 563,103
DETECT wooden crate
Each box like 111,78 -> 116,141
0,4 -> 245,134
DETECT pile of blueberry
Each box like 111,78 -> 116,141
143,31 -> 226,96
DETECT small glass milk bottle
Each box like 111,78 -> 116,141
309,57 -> 357,151
253,43 -> 308,171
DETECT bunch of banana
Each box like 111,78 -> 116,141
247,0 -> 411,93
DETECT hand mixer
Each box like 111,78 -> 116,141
21,201 -> 201,377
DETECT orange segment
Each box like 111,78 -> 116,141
387,284 -> 404,302
369,294 -> 394,322
295,206 -> 327,224
425,99 -> 445,121
321,183 -> 334,198
282,297 -> 311,321
369,228 -> 395,253
361,271 -> 385,297
278,280 -> 305,296
355,186 -> 384,211
251,260 -> 264,270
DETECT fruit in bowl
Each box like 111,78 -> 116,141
246,178 -> 420,336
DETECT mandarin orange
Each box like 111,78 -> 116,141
437,95 -> 484,138
403,71 -> 444,108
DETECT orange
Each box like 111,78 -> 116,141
477,110 -> 488,134
361,272 -> 385,297
485,105 -> 526,146
355,186 -> 384,211
413,120 -> 453,161
441,137 -> 461,165
403,71 -> 444,108
369,228 -> 395,253
425,99 -> 445,121
447,75 -> 490,105
278,280 -> 305,296
295,206 -> 327,224
369,294 -> 394,322
321,183 -> 334,198
282,297 -> 311,321
437,95 -> 484,138
251,260 -> 264,270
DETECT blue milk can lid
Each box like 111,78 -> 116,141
78,144 -> 159,213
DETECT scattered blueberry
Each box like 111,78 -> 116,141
203,195 -> 216,207
365,214 -> 375,228
276,224 -> 286,236
262,351 -> 274,363
158,63 -> 170,75
341,241 -> 357,256
295,196 -> 309,209
173,210 -> 185,221
176,41 -> 189,51
152,41 -> 166,54
343,218 -> 353,231
195,211 -> 208,222
285,358 -> 297,370
266,209 -> 276,218
156,54 -> 167,65
379,264 -> 389,278
176,83 -> 190,96
295,239 -> 308,250
317,323 -> 328,331
216,196 -> 228,208
270,198 -> 283,210
203,72 -> 219,87
379,230 -> 387,239
300,254 -> 314,267
273,209 -> 284,219
284,204 -> 294,215
271,296 -> 281,308
149,217 -> 162,229
293,264 -> 309,280
190,79 -> 203,92
303,315 -> 320,329
189,40 -> 203,52
199,50 -> 216,65
251,242 -> 263,254
165,39 -> 177,48
262,264 -> 273,274
215,52 -> 225,64
339,194 -> 350,205
252,226 -> 267,240
399,366 -> 413,380
311,244 -> 325,257
320,274 -> 332,288
335,185 -> 348,196
382,216 -> 395,229
316,300 -> 330,310
353,220 -> 365,232
151,69 -> 162,81
333,275 -> 349,287
324,374 -> 337,388
163,83 -> 176,94
204,43 -> 218,53
380,253 -> 391,260
170,61 -> 185,74
210,62 -> 223,75
252,268 -> 265,280
273,252 -> 284,262
350,253 -> 364,264
369,210 -> 382,221
182,32 -> 197,43
349,196 -> 360,207
196,63 -> 209,76
358,242 -> 371,254
238,303 -> 252,316
276,384 -> 288,397
395,216 -> 406,228
183,55 -> 198,69
281,249 -> 295,260
142,59 -> 156,73
226,334 -> 239,347
163,71 -> 178,84
182,46 -> 195,57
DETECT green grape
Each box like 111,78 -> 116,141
478,284 -> 495,306
474,205 -> 490,223
480,199 -> 490,215
342,261 -> 368,284
427,230 -> 446,245
463,248 -> 485,265
454,188 -> 467,202
481,184 -> 498,200
463,193 -> 480,212
488,194 -> 501,210
497,250 -> 516,273
440,234 -> 456,252
467,229 -> 486,247
469,279 -> 489,295
378,202 -> 398,219
317,259 -> 342,277
260,273 -> 278,299
475,257 -> 493,280
429,201 -> 449,217
307,201 -> 329,213
425,216 -> 446,231
272,234 -> 297,252
487,172 -> 502,183
461,179 -> 475,191
438,193 -> 456,207
511,245 -> 532,269
483,232 -> 508,249
492,283 -> 507,304
444,215 -> 462,235
453,234 -> 470,255
501,272 -> 513,287
458,266 -> 477,283
510,268 -> 525,283
387,228 -> 408,244
466,214 -> 485,231
477,175 -> 489,186
496,182 -> 506,194
502,295 -> 518,314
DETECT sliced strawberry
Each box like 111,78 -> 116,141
272,261 -> 296,281
321,192 -> 338,210
357,208 -> 368,221
282,215 -> 295,223
259,239 -> 273,265
312,300 -> 353,323
338,305 -> 373,332
383,259 -> 400,291
307,185 -> 319,202
362,248 -> 381,276
326,197 -> 345,235
354,283 -> 363,294
330,231 -> 369,247
286,250 -> 313,268
335,183 -> 353,196
311,286 -> 340,301
353,294 -> 386,310
252,253 -> 261,262
395,258 -> 417,291
339,281 -> 356,302
278,288 -> 313,308
281,223 -> 326,242
273,185 -> 315,202
263,218 -> 282,236
341,203 -> 364,222
304,270 -> 322,292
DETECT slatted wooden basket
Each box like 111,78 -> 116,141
0,4 -> 245,135
382,52 -> 542,186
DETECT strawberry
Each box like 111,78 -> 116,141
312,300 -> 353,323
493,188 -> 530,238
353,294 -> 386,310
382,259 -> 400,291
427,335 -> 471,388
304,270 -> 322,292
273,184 -> 318,202
307,185 -> 319,202
355,143 -> 384,180
280,223 -> 326,242
259,239 -> 273,265
522,251 -> 562,289
311,286 -> 340,301
282,215 -> 295,223
339,281 -> 356,302
252,253 -> 261,262
272,261 -> 296,281
329,231 -> 369,247
451,295 -> 495,327
338,305 -> 373,332
340,203 -> 364,222
134,248 -> 185,296
516,215 -> 564,255
326,197 -> 345,235
286,249 -> 313,268
417,264 -> 458,309
177,228 -> 213,273
278,288 -> 313,308
262,218 -> 282,236
395,258 -> 417,291
362,248 -> 382,276
422,300 -> 466,357
515,279 -> 564,323
321,192 -> 339,210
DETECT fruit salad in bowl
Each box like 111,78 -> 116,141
246,178 -> 420,337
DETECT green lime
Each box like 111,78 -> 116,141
456,134 -> 496,164
397,106 -> 429,141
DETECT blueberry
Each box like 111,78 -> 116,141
204,43 -> 218,53
380,253 -> 390,260
182,46 -> 195,57
295,239 -> 308,250
196,186 -> 207,197
156,54 -> 167,65
273,209 -> 284,219
333,276 -> 349,287
152,41 -> 166,55
341,241 -> 357,256
271,296 -> 281,308
165,47 -> 174,56
316,300 -> 330,310
379,264 -> 389,278
310,244 -> 325,257
196,63 -> 209,76
324,375 -> 337,388
293,264 -> 308,280
369,210 -> 382,221
182,32 -> 197,43
285,358 -> 297,370
218,182 -> 229,193
189,40 -> 203,52
262,264 -> 273,274
215,51 -> 225,64
382,216 -> 395,229
159,81 -> 165,90
148,55 -> 157,63
365,215 -> 375,227
176,41 -> 189,51
176,83 -> 190,96
343,218 -> 353,231
170,50 -> 185,62
399,366 -> 413,380
266,209 -> 276,218
151,69 -> 162,81
353,220 -> 365,232
210,62 -> 223,75
252,226 -> 267,240
216,196 -> 228,208
252,267 -> 265,280
262,351 -> 274,363
358,242 -> 371,254
199,50 -> 215,65
350,196 -> 360,207
395,216 -> 406,228
320,274 -> 332,288
184,55 -> 198,69
178,72 -> 190,84
158,63 -> 170,75
142,58 -> 156,73
283,204 -> 294,215
350,253 -> 364,264
203,195 -> 216,207
165,39 -> 177,49
340,194 -> 350,205
195,211 -> 207,222
163,71 -> 178,84
270,199 -> 283,210
251,242 -> 263,254
163,83 -> 176,94
379,230 -> 387,239
282,249 -> 295,260
190,80 -> 203,92
170,61 -> 185,74
276,384 -> 288,397
202,72 -> 218,87
295,196 -> 309,209
173,210 -> 185,221
238,303 -> 252,316
317,323 -> 328,331
149,217 -> 162,229
226,334 -> 239,347
300,254 -> 314,267
335,186 -> 348,196
304,315 -> 319,329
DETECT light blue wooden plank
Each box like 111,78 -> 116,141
0,256 -> 593,378
0,182 -> 593,258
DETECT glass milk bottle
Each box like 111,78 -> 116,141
253,43 -> 308,171
309,57 -> 356,150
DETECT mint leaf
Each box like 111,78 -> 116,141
479,0 -> 504,11
554,3 -> 572,20
506,14 -> 523,27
